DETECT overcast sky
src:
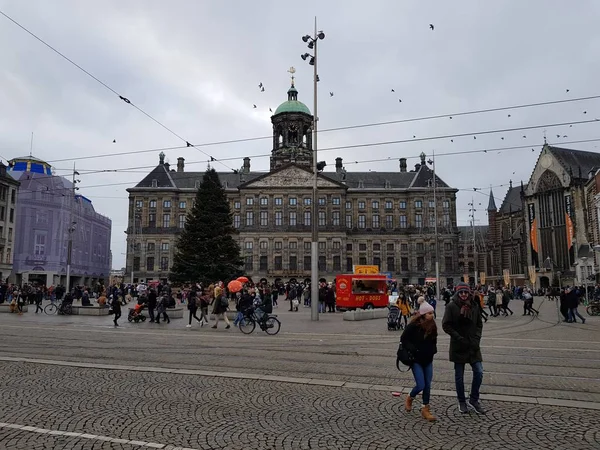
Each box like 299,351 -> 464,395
1,0 -> 600,269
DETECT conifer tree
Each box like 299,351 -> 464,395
169,167 -> 242,284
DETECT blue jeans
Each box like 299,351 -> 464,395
410,362 -> 433,405
568,307 -> 585,322
233,311 -> 245,326
454,361 -> 483,402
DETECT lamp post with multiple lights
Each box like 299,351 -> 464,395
301,19 -> 325,321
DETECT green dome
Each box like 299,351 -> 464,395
274,100 -> 311,115
273,86 -> 311,115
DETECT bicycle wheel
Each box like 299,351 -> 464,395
63,304 -> 72,315
239,316 -> 256,334
263,316 -> 281,335
44,303 -> 57,315
586,305 -> 600,316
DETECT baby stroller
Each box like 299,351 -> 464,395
387,305 -> 403,331
127,303 -> 147,323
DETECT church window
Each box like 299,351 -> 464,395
359,243 -> 367,251
319,242 -> 326,250
428,199 -> 435,208
333,241 -> 341,249
304,242 -> 311,250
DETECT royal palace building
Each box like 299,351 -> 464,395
125,83 -> 462,285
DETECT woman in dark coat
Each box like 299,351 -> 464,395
111,294 -> 121,326
401,299 -> 438,422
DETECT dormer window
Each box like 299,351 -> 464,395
194,180 -> 200,189
358,180 -> 364,189
151,179 -> 158,188
384,180 -> 391,189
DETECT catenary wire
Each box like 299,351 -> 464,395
0,9 -> 234,171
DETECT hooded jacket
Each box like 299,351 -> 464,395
442,293 -> 483,363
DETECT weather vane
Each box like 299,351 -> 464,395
288,66 -> 296,86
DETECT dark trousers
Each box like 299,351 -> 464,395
113,311 -> 121,324
35,302 -> 43,313
156,311 -> 169,323
148,307 -> 155,322
189,307 -> 201,325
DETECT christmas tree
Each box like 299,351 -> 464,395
169,167 -> 242,284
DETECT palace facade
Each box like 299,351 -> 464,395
125,83 -> 463,285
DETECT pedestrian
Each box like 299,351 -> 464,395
186,289 -> 202,328
155,294 -> 170,324
147,288 -> 157,323
566,287 -> 586,324
211,282 -> 231,329
16,290 -> 25,315
198,289 -> 211,326
401,298 -> 438,422
35,291 -> 43,313
111,294 -> 121,326
397,294 -> 411,328
442,282 -> 486,414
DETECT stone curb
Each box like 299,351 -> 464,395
1,355 -> 599,411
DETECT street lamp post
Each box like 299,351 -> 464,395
66,165 -> 80,293
301,19 -> 325,322
427,152 -> 441,300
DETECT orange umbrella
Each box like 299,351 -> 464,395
228,280 -> 243,293
236,276 -> 249,283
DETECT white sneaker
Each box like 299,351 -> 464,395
186,324 -> 192,328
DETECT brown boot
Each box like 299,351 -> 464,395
421,404 -> 437,422
405,395 -> 413,411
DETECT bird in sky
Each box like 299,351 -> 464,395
450,139 -> 454,142
259,82 -> 263,89
532,148 -> 535,152
501,137 -> 504,140
473,136 -> 477,139
557,134 -> 561,138
483,150 -> 487,153
398,99 -> 402,102
330,92 -> 334,97
429,24 -> 434,30
112,139 -> 116,143
563,135 -> 568,138
584,111 -> 587,114
508,114 -> 511,117
449,116 -> 452,119
413,135 -> 416,138
253,104 -> 257,108
269,108 -> 272,112
570,125 -> 573,127
523,135 -> 527,138
261,87 -> 265,92
186,141 -> 192,147
210,156 -> 216,162
566,89 -> 570,93
391,89 -> 395,92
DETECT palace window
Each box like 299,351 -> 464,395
246,211 -> 254,226
260,211 -> 268,226
332,211 -> 340,226
275,212 -> 283,226
358,215 -> 366,228
162,214 -> 170,228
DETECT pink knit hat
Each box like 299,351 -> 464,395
419,301 -> 434,315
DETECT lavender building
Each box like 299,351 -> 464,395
8,156 -> 111,289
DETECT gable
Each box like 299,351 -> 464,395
242,165 -> 344,189
525,148 -> 571,196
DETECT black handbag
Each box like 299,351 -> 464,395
396,342 -> 415,371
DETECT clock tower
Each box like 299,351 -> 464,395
270,68 -> 314,171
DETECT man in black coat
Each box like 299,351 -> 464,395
442,282 -> 486,415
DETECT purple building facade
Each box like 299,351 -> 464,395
9,156 -> 111,289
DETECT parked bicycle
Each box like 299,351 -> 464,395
239,308 -> 281,335
44,299 -> 73,315
586,300 -> 600,316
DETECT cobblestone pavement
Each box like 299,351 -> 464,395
0,361 -> 599,450
0,297 -> 598,404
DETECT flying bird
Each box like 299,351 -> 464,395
391,89 -> 395,92
531,148 -> 535,152
508,114 -> 511,117
473,136 -> 477,139
261,87 -> 265,92
259,82 -> 263,89
186,141 -> 192,147
210,156 -> 216,162
398,99 -> 402,102
501,137 -> 504,140
429,24 -> 434,30
413,135 -> 416,138
112,139 -> 116,143
523,135 -> 527,138
449,116 -> 452,119
557,134 -> 561,138
584,111 -> 587,114
484,150 -> 487,153
269,108 -> 272,112
450,139 -> 454,142
330,92 -> 334,97
566,89 -> 570,93
563,135 -> 568,138
253,104 -> 257,108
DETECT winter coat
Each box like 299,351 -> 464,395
397,298 -> 410,316
442,294 -> 483,364
400,321 -> 438,366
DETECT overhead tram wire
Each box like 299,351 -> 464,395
0,10 -> 233,172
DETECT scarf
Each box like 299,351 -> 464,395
458,295 -> 472,319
